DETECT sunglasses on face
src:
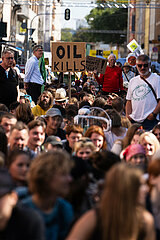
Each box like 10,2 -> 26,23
137,64 -> 149,68
6,57 -> 14,60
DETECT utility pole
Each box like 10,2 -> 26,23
144,1 -> 150,54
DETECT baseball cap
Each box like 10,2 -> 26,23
45,136 -> 63,147
45,108 -> 62,118
0,168 -> 16,197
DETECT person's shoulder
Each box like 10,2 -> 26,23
14,202 -> 43,222
151,72 -> 160,80
27,55 -> 36,64
129,75 -> 139,83
57,197 -> 73,209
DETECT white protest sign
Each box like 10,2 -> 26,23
127,39 -> 144,57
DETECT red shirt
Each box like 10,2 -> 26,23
95,66 -> 124,93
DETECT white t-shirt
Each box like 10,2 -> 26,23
126,73 -> 160,122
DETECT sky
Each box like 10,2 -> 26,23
61,0 -> 96,30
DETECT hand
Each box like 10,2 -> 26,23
147,113 -> 155,121
24,82 -> 29,90
126,115 -> 132,121
93,70 -> 98,76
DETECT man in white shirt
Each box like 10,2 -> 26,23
24,45 -> 44,104
126,54 -> 160,130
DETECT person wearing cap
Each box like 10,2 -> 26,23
32,91 -> 53,117
45,107 -> 66,140
122,144 -> 147,171
94,54 -> 124,95
0,168 -> 45,240
55,88 -> 68,108
43,135 -> 63,151
122,62 -> 134,89
24,45 -> 44,104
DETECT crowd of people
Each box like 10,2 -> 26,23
0,45 -> 160,240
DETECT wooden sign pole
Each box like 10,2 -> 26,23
68,72 -> 71,101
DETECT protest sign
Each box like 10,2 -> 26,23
86,56 -> 107,74
51,42 -> 86,72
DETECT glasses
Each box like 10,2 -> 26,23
137,64 -> 149,68
6,57 -> 14,60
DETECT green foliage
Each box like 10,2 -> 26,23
72,28 -> 92,42
61,7 -> 127,44
61,29 -> 73,42
85,7 -> 127,44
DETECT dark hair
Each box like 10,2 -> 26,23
9,101 -> 20,111
7,149 -> 30,168
0,112 -> 16,123
28,119 -> 46,131
112,97 -> 124,113
106,109 -> 121,128
152,124 -> 160,134
16,103 -> 34,124
136,54 -> 150,63
92,97 -> 106,109
90,150 -> 121,176
66,124 -> 83,136
0,104 -> 9,112
0,126 -> 8,159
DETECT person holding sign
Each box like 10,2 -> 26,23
94,54 -> 124,95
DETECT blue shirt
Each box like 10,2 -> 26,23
24,55 -> 44,85
22,197 -> 74,240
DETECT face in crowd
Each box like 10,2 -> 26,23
66,132 -> 82,150
28,126 -> 45,150
136,59 -> 150,77
33,47 -> 43,60
2,51 -> 14,69
90,133 -> 104,152
0,117 -> 17,139
108,55 -> 116,68
9,152 -> 31,184
9,129 -> 29,151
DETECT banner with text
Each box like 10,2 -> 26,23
51,42 -> 86,72
86,56 -> 107,74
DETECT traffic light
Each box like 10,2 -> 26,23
64,8 -> 70,21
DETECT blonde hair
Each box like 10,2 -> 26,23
73,137 -> 96,154
139,132 -> 160,154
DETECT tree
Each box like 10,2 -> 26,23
85,7 -> 127,44
61,29 -> 73,42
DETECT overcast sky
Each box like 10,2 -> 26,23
61,0 -> 96,29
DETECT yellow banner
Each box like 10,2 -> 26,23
89,50 -> 118,59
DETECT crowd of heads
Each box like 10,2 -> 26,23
0,50 -> 160,240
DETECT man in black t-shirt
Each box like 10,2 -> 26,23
0,49 -> 19,108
